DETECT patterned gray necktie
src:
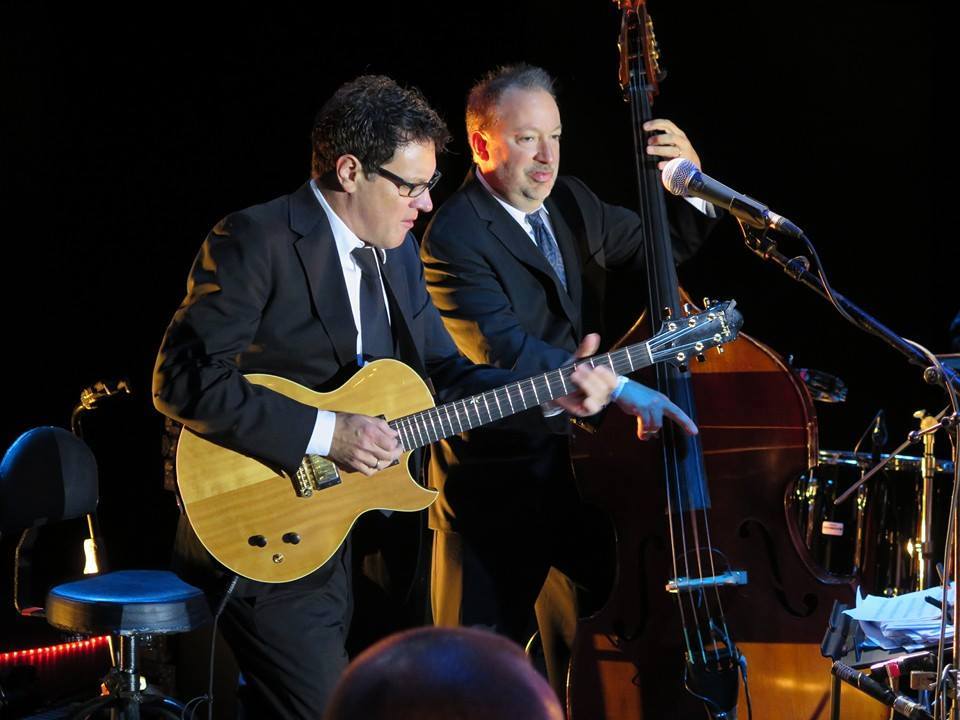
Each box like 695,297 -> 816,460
525,211 -> 567,291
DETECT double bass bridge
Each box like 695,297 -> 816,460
666,570 -> 748,594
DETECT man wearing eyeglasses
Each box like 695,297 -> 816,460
420,64 -> 714,693
153,74 -> 616,719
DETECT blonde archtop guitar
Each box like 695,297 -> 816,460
176,300 -> 742,582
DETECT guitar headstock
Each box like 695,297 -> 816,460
649,300 -> 743,367
614,0 -> 665,103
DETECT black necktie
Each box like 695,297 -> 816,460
351,247 -> 393,361
525,211 -> 567,291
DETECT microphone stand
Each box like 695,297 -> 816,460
737,223 -> 960,719
737,225 -> 960,396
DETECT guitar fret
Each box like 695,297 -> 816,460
431,409 -> 445,438
470,397 -> 484,425
505,387 -> 515,414
415,415 -> 428,447
529,377 -> 540,405
493,391 -> 503,418
427,411 -> 439,441
481,393 -> 492,421
543,371 -> 562,400
394,419 -> 408,451
453,404 -> 464,433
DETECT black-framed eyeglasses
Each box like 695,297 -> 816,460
373,166 -> 441,198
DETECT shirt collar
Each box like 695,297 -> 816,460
310,179 -> 386,266
474,167 -> 548,227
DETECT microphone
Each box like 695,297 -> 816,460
79,379 -> 131,410
661,158 -> 805,239
831,661 -> 932,720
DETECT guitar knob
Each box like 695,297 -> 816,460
248,535 -> 267,548
282,532 -> 301,545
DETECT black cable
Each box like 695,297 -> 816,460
180,573 -> 239,720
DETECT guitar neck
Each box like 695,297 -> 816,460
389,340 -> 654,452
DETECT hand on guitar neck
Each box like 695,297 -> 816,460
550,333 -> 618,417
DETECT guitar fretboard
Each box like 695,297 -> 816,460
389,341 -> 653,451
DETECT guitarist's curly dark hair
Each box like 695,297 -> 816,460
311,75 -> 450,184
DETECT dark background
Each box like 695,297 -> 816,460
1,2 -> 948,651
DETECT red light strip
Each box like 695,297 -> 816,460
0,636 -> 110,664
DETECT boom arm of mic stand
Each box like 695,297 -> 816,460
739,225 -> 960,395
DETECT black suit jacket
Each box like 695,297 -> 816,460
154,181 -> 511,591
420,171 -> 710,533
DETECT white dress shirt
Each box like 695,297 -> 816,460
304,181 -> 391,456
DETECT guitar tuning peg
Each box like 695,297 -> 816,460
662,306 -> 673,320
702,297 -> 712,308
696,354 -> 706,363
682,302 -> 693,316
717,346 -> 725,355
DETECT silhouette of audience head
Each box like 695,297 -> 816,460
324,626 -> 563,720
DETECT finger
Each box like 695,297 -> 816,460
646,131 -> 683,146
663,400 -> 698,435
352,458 -> 377,477
645,143 -> 685,159
573,332 -> 600,359
571,368 -> 615,413
636,417 -> 656,441
569,366 -> 607,398
370,432 -> 402,456
643,118 -> 685,137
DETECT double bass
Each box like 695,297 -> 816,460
566,3 -> 887,718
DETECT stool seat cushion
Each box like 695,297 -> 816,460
46,570 -> 211,635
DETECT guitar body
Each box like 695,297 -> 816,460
176,359 -> 438,583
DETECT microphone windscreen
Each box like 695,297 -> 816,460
661,157 -> 697,197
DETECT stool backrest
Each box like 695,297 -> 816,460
0,426 -> 99,535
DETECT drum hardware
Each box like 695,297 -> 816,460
794,366 -> 849,403
835,409 -> 954,508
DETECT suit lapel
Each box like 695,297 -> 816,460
380,255 -> 430,380
463,172 -> 580,328
288,182 -> 357,368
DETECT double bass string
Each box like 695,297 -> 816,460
624,7 -> 734,665
627,48 -> 705,663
